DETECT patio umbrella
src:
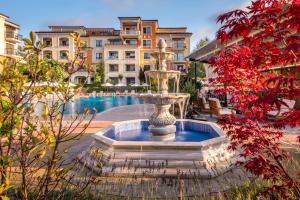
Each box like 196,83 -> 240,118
64,82 -> 76,87
115,83 -> 126,87
102,82 -> 113,87
48,82 -> 59,87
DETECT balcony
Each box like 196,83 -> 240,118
5,32 -> 22,42
5,48 -> 20,56
107,56 -> 119,60
120,30 -> 140,38
173,44 -> 186,49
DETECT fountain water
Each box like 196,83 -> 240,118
135,39 -> 190,138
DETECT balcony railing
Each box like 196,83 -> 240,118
173,44 -> 186,49
60,43 -> 69,47
5,32 -> 22,41
121,30 -> 140,35
107,56 -> 119,60
5,48 -> 20,56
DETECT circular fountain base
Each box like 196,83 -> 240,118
149,124 -> 176,136
79,120 -> 240,178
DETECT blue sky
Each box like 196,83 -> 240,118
0,0 -> 250,49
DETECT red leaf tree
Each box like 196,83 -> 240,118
210,0 -> 300,197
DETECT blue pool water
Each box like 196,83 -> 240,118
64,96 -> 143,114
103,121 -> 218,142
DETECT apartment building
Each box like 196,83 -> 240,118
0,13 -> 22,68
35,17 -> 192,84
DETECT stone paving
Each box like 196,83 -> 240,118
62,104 -> 299,198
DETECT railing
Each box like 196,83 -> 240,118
104,42 -> 137,46
125,56 -> 135,59
173,43 -> 185,49
107,56 -> 119,60
5,48 -> 20,56
60,43 -> 69,47
5,32 -> 22,40
174,58 -> 185,62
121,30 -> 140,35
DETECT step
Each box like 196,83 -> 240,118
106,159 -> 207,168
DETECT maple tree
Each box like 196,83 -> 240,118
210,0 -> 300,198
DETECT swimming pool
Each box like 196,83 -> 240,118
64,96 -> 143,114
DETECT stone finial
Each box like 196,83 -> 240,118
157,38 -> 167,52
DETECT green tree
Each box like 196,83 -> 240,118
138,67 -> 146,84
118,74 -> 123,82
95,60 -> 105,84
0,32 -> 95,200
194,37 -> 209,51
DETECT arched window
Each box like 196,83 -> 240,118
59,50 -> 68,59
43,38 -> 52,47
43,50 -> 52,59
59,37 -> 69,46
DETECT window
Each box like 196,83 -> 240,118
143,27 -> 151,35
176,65 -> 186,73
96,40 -> 102,47
83,41 -> 88,48
109,39 -> 122,45
144,65 -> 151,71
109,64 -> 118,72
144,52 -> 151,59
173,39 -> 185,49
126,77 -> 135,85
43,38 -> 52,47
143,40 -> 151,47
59,51 -> 68,59
124,27 -> 136,34
174,52 -> 185,61
79,52 -> 85,59
125,39 -> 137,45
108,51 -> 118,60
125,51 -> 135,59
43,51 -> 52,59
96,52 -> 102,60
126,65 -> 135,72
59,38 -> 69,46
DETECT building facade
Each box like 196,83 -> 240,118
36,17 -> 192,84
0,13 -> 22,71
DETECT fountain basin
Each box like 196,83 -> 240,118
134,93 -> 189,105
79,119 -> 239,178
145,70 -> 181,79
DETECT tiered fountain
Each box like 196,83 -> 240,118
79,39 -> 238,178
135,39 -> 190,139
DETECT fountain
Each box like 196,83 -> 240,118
135,39 -> 190,138
79,39 -> 239,178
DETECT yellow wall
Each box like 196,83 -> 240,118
139,49 -> 156,70
0,55 -> 5,73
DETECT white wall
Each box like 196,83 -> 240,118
0,16 -> 6,56
104,45 -> 140,84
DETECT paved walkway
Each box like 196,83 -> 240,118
94,104 -> 155,121
64,104 -> 155,163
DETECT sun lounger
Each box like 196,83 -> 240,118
208,98 -> 236,116
198,97 -> 210,113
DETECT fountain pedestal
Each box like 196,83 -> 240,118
149,104 -> 176,135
